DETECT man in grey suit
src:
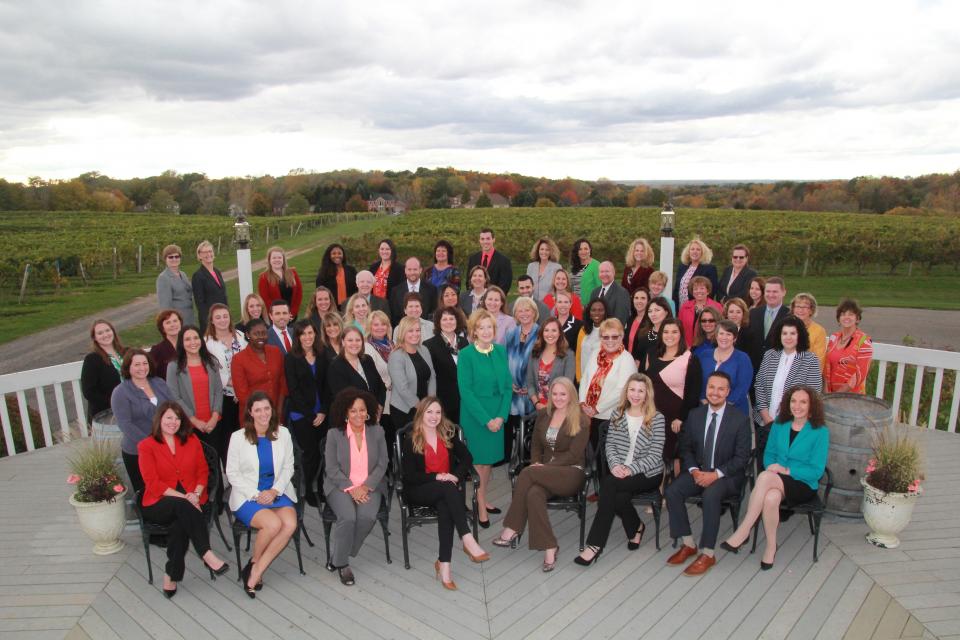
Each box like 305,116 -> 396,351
665,371 -> 751,576
589,261 -> 631,328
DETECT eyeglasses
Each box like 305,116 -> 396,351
700,319 -> 716,324
600,335 -> 622,341
166,254 -> 181,259
732,255 -> 747,260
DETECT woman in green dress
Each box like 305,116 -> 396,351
458,309 -> 513,528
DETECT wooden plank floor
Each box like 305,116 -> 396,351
0,428 -> 956,640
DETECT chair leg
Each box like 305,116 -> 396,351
401,520 -> 411,570
807,512 -> 816,536
245,530 -> 251,552
652,504 -> 661,551
141,533 -> 154,584
293,528 -> 306,575
214,514 -> 232,551
750,520 -> 760,553
233,530 -> 243,581
812,514 -> 822,562
300,521 -> 315,548
322,521 -> 333,567
579,505 -> 586,552
381,518 -> 392,564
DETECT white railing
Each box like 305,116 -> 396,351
0,342 -> 956,458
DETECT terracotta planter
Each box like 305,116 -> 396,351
69,490 -> 127,555
861,477 -> 921,549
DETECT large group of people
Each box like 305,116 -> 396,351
79,227 -> 875,595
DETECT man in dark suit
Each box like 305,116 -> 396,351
665,371 -> 751,576
266,300 -> 295,355
191,241 -> 227,333
389,257 -> 436,326
589,261 -> 631,328
747,276 -> 789,372
467,228 -> 513,294
343,270 -> 390,316
717,244 -> 758,303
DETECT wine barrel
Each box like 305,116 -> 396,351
822,393 -> 892,518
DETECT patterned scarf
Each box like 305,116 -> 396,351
585,346 -> 623,409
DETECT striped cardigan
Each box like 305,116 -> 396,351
753,349 -> 823,425
604,410 -> 666,478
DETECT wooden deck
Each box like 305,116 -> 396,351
0,428 -> 956,640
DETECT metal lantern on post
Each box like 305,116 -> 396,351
658,202 -> 676,298
234,214 -> 253,303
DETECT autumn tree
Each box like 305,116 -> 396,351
490,177 -> 520,200
476,192 -> 492,208
535,197 -> 556,207
248,192 -> 271,216
345,193 -> 368,212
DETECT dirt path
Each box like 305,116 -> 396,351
0,242 -> 326,375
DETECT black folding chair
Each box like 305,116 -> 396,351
133,441 -> 227,584
672,450 -> 756,548
596,429 -> 668,550
508,413 -> 595,552
228,441 -> 311,580
750,467 -> 833,562
394,423 -> 479,569
316,435 -> 392,569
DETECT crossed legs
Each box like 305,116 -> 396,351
725,470 -> 784,564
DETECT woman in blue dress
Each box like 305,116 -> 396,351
226,392 -> 298,598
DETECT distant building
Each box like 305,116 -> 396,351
448,195 -> 463,208
463,191 -> 510,209
367,194 -> 408,214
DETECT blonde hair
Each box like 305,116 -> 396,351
529,236 -> 560,263
196,240 -> 214,258
648,271 -> 669,287
598,317 -> 624,337
615,373 -> 658,433
680,237 -> 713,265
467,309 -> 496,342
367,310 -> 392,339
551,269 -> 572,295
344,293 -> 371,329
511,296 -> 540,323
394,316 -> 423,349
791,292 -> 819,317
723,297 -> 751,328
264,246 -> 296,287
241,293 -> 267,324
545,377 -> 583,437
410,397 -> 456,455
625,238 -> 655,269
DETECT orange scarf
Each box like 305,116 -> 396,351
585,346 -> 623,409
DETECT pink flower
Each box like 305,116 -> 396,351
865,459 -> 877,474
67,474 -> 80,484
908,480 -> 920,493
113,484 -> 124,494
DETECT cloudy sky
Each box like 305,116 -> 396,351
1,0 -> 958,182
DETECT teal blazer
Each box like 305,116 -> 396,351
763,420 -> 829,490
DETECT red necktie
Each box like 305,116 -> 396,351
481,252 -> 489,268
282,330 -> 291,352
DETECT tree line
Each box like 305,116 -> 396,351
0,167 -> 957,216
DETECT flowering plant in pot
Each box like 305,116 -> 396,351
861,426 -> 924,549
67,440 -> 127,555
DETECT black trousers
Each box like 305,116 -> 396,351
406,481 -> 471,562
665,471 -> 741,550
122,451 -> 145,497
290,415 -> 322,497
141,496 -> 211,581
586,471 -> 661,549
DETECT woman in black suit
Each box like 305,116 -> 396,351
400,397 -> 489,590
717,244 -> 757,303
315,244 -> 358,309
424,306 -> 469,424
368,239 -> 404,301
672,237 -> 719,309
81,319 -> 127,422
326,326 -> 387,416
191,241 -> 228,334
284,319 -> 328,506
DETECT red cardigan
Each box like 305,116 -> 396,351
678,298 -> 724,346
138,434 -> 209,507
257,270 -> 303,317
231,344 -> 288,414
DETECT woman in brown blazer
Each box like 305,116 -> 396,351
491,376 -> 589,571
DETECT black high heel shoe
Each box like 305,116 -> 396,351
241,561 -> 256,598
720,539 -> 745,554
760,556 -> 775,571
485,506 -> 501,515
574,545 -> 602,566
478,518 -> 491,529
162,585 -> 177,598
627,522 -> 646,551
204,558 -> 230,577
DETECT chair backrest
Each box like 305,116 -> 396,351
291,439 -> 305,501
515,414 -> 593,473
199,441 -> 221,501
394,422 -> 467,490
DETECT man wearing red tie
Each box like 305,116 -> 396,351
467,228 -> 513,294
266,300 -> 294,354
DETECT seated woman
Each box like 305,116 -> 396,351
138,402 -> 229,598
225,392 -> 298,598
722,385 -> 829,570
400,397 -> 490,590
492,377 -> 589,572
576,374 -> 665,565
323,388 -> 390,586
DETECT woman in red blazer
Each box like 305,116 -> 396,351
258,246 -> 304,318
232,319 -> 288,417
138,402 -> 229,598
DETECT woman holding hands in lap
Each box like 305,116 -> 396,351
226,392 -> 298,597
722,385 -> 828,570
457,310 -> 513,528
323,389 -> 390,586
577,374 -> 665,565
401,397 -> 489,590
138,402 -> 229,598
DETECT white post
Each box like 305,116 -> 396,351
237,248 -> 253,303
659,237 -> 675,299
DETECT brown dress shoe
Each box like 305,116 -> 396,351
683,554 -> 716,576
666,544 -> 698,565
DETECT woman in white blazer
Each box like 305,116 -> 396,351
226,392 -> 298,598
579,318 -> 639,452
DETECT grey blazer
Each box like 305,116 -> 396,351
387,346 -> 437,413
589,282 -> 631,328
110,378 -> 173,455
166,361 -> 224,419
525,350 -> 576,403
156,268 -> 196,325
323,424 -> 389,497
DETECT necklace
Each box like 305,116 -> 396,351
475,343 -> 494,355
